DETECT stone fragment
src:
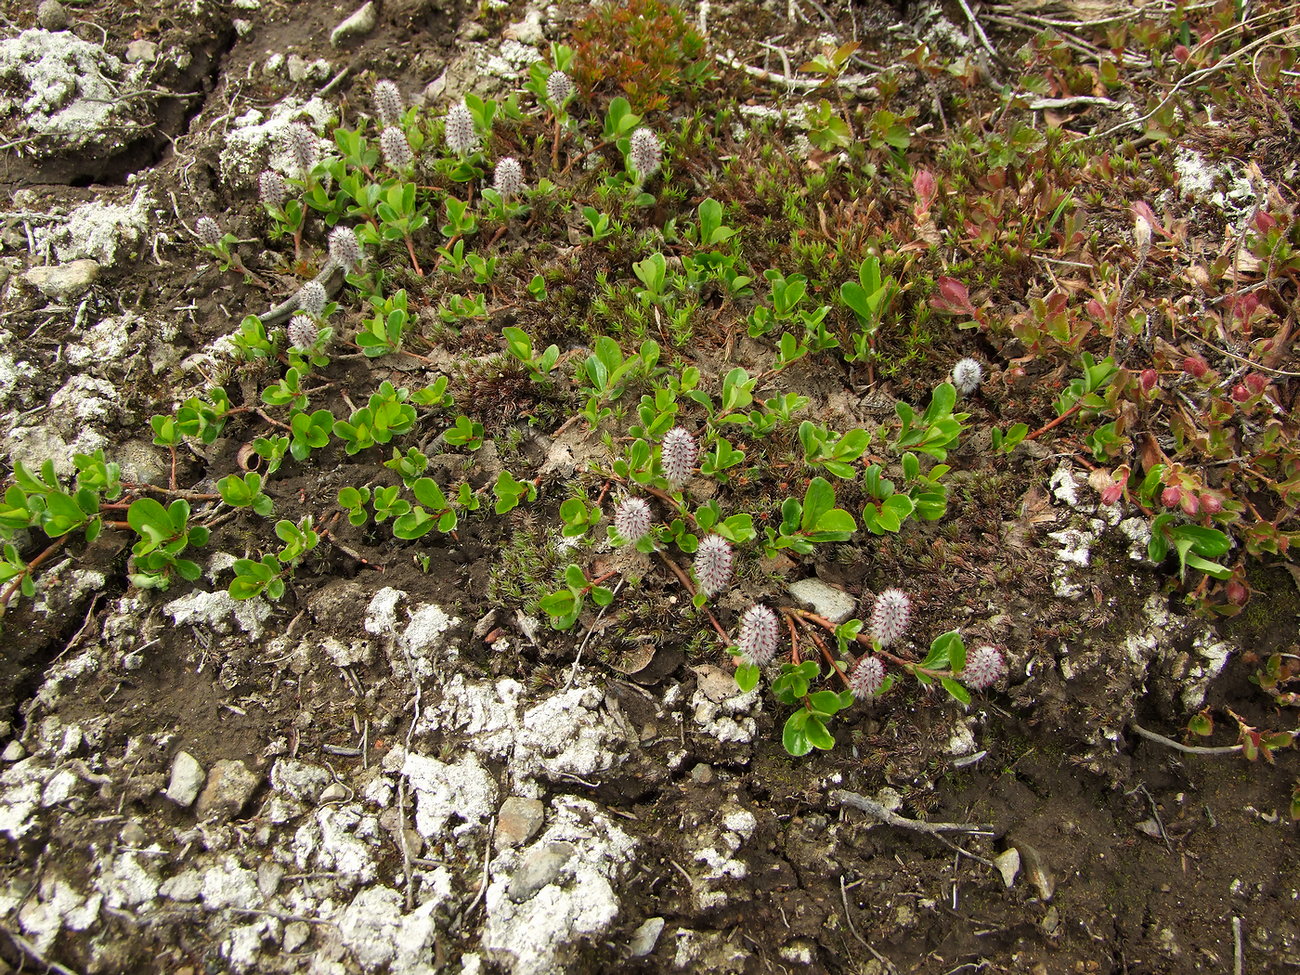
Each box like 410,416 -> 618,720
124,39 -> 157,63
330,2 -> 377,47
23,260 -> 99,300
495,797 -> 544,850
1011,839 -> 1055,901
41,768 -> 78,806
36,0 -> 68,30
629,917 -> 665,957
195,759 -> 260,821
159,870 -> 202,902
286,54 -> 309,82
283,920 -> 310,952
994,848 -> 1020,888
787,578 -> 856,623
257,862 -> 283,898
165,751 -> 205,808
2,741 -> 24,761
507,841 -> 574,903
270,758 -> 329,802
505,10 -> 545,45
690,763 -> 714,784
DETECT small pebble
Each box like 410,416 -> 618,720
125,39 -> 158,64
36,0 -> 68,31
330,1 -> 377,47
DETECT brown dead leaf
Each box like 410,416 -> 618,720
1020,484 -> 1055,524
1138,432 -> 1167,473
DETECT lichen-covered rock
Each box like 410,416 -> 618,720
0,30 -> 137,152
195,759 -> 261,821
23,259 -> 99,300
483,798 -> 636,975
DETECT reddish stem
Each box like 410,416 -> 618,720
0,535 -> 69,609
1025,400 -> 1083,441
799,621 -> 854,692
654,550 -> 729,642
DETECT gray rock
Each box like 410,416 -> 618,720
36,0 -> 68,31
270,758 -> 330,802
495,796 -> 544,850
124,39 -> 157,63
165,751 -> 205,807
330,1 -> 377,47
1,741 -> 24,762
690,763 -> 714,784
507,841 -> 574,903
257,862 -> 283,898
993,848 -> 1020,888
319,782 -> 349,803
1011,839 -> 1055,901
629,917 -> 665,957
505,10 -> 545,45
195,759 -> 260,821
23,260 -> 100,301
283,920 -> 310,952
286,54 -> 310,82
787,578 -> 856,623
159,870 -> 202,902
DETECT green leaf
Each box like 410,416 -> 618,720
411,477 -> 448,511
539,589 -> 577,618
782,711 -> 812,757
922,631 -> 964,670
735,663 -> 760,693
563,563 -> 586,589
393,506 -> 436,540
809,690 -> 843,715
718,513 -> 755,544
804,715 -> 835,750
941,677 -> 972,706
801,477 -> 835,533
1174,525 -> 1231,557
812,508 -> 856,536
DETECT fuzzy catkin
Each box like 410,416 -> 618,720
380,126 -> 413,170
328,226 -> 362,272
951,358 -> 983,395
629,128 -> 662,179
737,605 -> 779,667
287,314 -> 318,351
283,122 -> 318,177
694,534 -> 733,597
373,80 -> 403,127
850,656 -> 886,699
661,427 -> 696,487
963,645 -> 1005,690
258,170 -> 286,208
444,103 -> 478,156
869,588 -> 911,647
546,69 -> 574,106
493,157 -> 525,200
296,280 -> 327,317
195,217 -> 222,248
614,497 -> 652,545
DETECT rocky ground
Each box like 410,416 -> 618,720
0,0 -> 1297,972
